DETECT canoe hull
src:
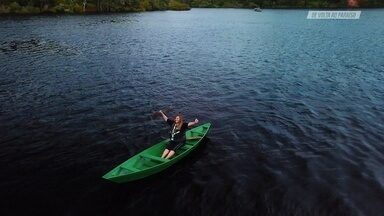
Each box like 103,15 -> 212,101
102,123 -> 211,183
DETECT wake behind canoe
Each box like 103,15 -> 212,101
102,123 -> 211,183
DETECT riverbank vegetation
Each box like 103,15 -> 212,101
0,0 -> 189,14
0,0 -> 383,15
191,0 -> 384,8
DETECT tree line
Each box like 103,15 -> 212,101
0,0 -> 383,14
189,0 -> 384,8
0,0 -> 188,14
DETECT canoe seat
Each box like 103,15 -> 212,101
191,131 -> 204,136
140,153 -> 168,163
187,136 -> 202,140
120,166 -> 141,172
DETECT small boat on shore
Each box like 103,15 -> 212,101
102,123 -> 211,183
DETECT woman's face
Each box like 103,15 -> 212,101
175,116 -> 181,124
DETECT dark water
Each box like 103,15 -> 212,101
1,9 -> 384,216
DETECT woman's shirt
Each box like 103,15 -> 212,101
167,119 -> 188,143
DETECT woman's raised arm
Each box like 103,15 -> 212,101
188,119 -> 199,127
159,110 -> 168,122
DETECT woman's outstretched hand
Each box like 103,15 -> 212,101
188,118 -> 199,127
158,110 -> 168,121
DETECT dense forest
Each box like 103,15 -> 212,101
0,0 -> 383,14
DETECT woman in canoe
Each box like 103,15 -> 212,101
159,110 -> 199,159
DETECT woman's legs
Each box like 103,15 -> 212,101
162,149 -> 176,159
165,150 -> 175,159
161,149 -> 170,158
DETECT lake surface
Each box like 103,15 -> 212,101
1,8 -> 384,216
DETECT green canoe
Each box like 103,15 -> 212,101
102,123 -> 211,183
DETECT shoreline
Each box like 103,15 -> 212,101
0,7 -> 382,17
